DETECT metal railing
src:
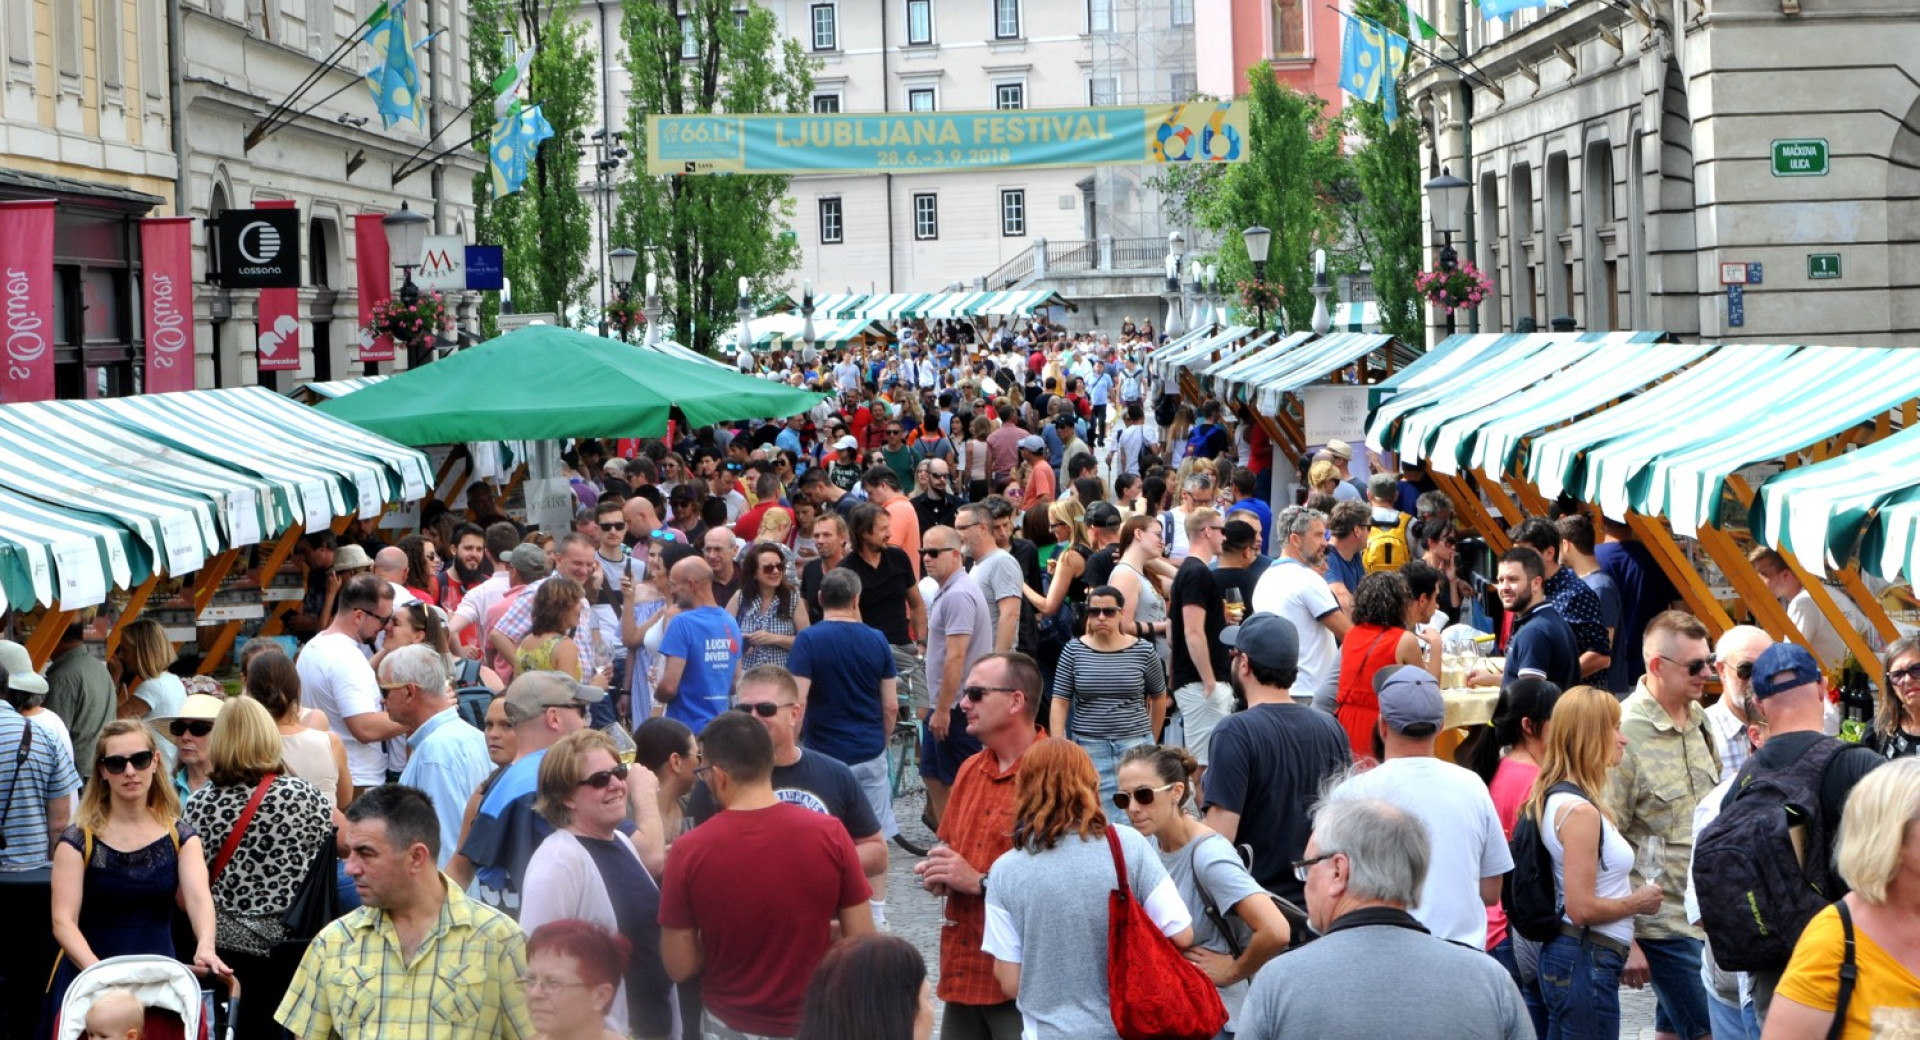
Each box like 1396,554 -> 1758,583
1110,236 -> 1165,270
984,248 -> 1035,290
981,235 -> 1172,290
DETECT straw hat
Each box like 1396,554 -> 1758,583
332,544 -> 375,572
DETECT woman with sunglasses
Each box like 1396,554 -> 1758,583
981,738 -> 1193,1040
726,541 -> 810,672
1871,635 -> 1920,760
1050,586 -> 1168,804
180,697 -> 331,1040
1523,686 -> 1664,1039
1415,518 -> 1475,624
1114,744 -> 1290,1034
149,693 -> 225,806
47,720 -> 229,1031
523,729 -> 673,1039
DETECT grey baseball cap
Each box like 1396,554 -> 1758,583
1221,612 -> 1299,672
1375,666 -> 1445,737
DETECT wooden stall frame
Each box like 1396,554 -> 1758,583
1623,512 -> 1737,636
26,607 -> 74,670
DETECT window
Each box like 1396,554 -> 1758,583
995,83 -> 1025,110
819,198 -> 844,244
1001,190 -> 1026,236
1088,76 -> 1119,106
1274,0 -> 1306,56
908,87 -> 936,111
907,0 -> 932,44
913,194 -> 939,239
7,0 -> 33,66
1088,0 -> 1113,33
1171,0 -> 1194,26
811,4 -> 837,50
994,0 -> 1020,39
679,15 -> 698,59
812,93 -> 841,113
1170,72 -> 1197,102
54,0 -> 81,77
98,0 -> 123,88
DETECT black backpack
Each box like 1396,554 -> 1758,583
1693,736 -> 1852,973
1503,781 -> 1600,943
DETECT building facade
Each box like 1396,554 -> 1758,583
1194,0 -> 1344,116
1410,0 -> 1920,344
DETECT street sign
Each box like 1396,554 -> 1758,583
1772,139 -> 1829,177
1748,262 -> 1764,285
1809,253 -> 1842,279
1727,284 -> 1745,328
1720,263 -> 1749,285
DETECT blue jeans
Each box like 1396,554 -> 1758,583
1491,934 -> 1548,1040
1640,934 -> 1712,1040
1074,734 -> 1151,809
1538,932 -> 1625,1040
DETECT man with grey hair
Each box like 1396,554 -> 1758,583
1706,624 -> 1772,779
1163,473 -> 1216,562
382,644 -> 491,869
1236,791 -> 1532,1040
1252,505 -> 1351,708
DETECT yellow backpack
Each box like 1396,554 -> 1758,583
1363,512 -> 1412,574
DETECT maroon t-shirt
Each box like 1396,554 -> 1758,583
658,802 -> 871,1035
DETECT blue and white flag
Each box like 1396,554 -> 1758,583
1339,12 -> 1411,122
363,0 -> 420,128
1480,0 -> 1551,18
490,102 -> 555,197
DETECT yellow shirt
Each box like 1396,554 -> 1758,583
1777,902 -> 1920,1038
276,876 -> 534,1040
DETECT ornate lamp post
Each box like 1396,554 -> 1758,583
382,202 -> 430,367
1423,167 -> 1472,339
1242,224 -> 1272,329
608,246 -> 638,342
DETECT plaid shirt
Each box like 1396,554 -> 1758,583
276,877 -> 534,1040
492,575 -> 597,674
935,733 -> 1038,1006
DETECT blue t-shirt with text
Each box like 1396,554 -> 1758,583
661,606 -> 744,731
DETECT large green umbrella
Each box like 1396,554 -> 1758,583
315,324 -> 824,445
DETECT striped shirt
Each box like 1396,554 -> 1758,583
0,702 -> 81,870
1051,637 -> 1167,740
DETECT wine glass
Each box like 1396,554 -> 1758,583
1637,835 -> 1666,891
1223,588 -> 1245,624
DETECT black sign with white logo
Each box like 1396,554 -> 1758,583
211,207 -> 302,289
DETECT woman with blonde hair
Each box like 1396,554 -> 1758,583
1770,756 -> 1920,1038
182,698 -> 331,1040
1024,499 -> 1091,625
522,729 -> 671,1039
1524,686 -> 1663,1038
1307,459 -> 1344,500
47,721 -> 228,1029
1110,515 -> 1173,682
981,739 -> 1193,1039
112,618 -> 185,721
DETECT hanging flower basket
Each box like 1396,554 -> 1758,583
1237,279 -> 1283,319
605,298 -> 646,338
363,290 -> 454,350
1415,260 -> 1492,314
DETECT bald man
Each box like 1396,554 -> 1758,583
654,556 -> 744,731
1707,624 -> 1773,779
372,545 -> 423,607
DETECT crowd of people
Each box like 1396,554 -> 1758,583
0,327 -> 1916,1040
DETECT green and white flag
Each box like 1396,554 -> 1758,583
1404,0 -> 1441,38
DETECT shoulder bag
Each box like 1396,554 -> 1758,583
279,826 -> 344,944
1189,837 -> 1313,956
209,774 -> 276,883
1105,826 -> 1228,1040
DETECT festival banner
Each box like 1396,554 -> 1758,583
647,101 -> 1250,176
256,200 -> 302,372
0,200 -> 57,403
354,213 -> 395,364
139,217 -> 197,393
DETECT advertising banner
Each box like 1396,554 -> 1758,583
139,217 -> 197,393
415,234 -> 466,292
256,200 -> 302,372
0,200 -> 57,403
354,214 -> 395,364
465,245 -> 504,290
648,101 -> 1250,176
214,206 -> 302,289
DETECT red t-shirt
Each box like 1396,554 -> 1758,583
658,802 -> 871,1035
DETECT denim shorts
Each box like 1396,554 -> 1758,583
1537,931 -> 1625,1040
1073,733 -> 1152,808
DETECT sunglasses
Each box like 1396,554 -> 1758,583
1728,660 -> 1757,681
101,750 -> 156,774
599,522 -> 626,532
579,762 -> 630,789
961,685 -> 1019,703
1664,655 -> 1713,677
734,701 -> 788,718
759,562 -> 784,573
1086,606 -> 1121,617
1111,782 -> 1176,810
169,720 -> 214,739
920,547 -> 954,558
1889,664 -> 1920,687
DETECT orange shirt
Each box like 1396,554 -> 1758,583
883,495 -> 922,579
1021,459 -> 1056,511
935,738 -> 1035,1006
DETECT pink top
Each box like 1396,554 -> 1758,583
1485,755 -> 1540,949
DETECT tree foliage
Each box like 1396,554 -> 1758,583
469,0 -> 597,333
1343,0 -> 1426,345
614,0 -> 813,356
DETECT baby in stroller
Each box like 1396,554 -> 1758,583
82,989 -> 143,1040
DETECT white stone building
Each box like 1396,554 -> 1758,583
1409,0 -> 1920,345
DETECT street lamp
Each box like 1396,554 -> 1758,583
1242,225 -> 1271,329
1424,167 -> 1472,340
382,201 -> 430,368
735,276 -> 755,373
608,246 -> 638,342
1163,231 -> 1187,339
1310,249 -> 1331,336
800,278 -> 818,363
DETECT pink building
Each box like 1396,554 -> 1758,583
1196,0 -> 1347,113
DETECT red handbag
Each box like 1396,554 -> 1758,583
1104,825 -> 1229,1040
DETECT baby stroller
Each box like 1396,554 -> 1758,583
52,955 -> 235,1040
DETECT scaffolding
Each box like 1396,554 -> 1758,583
1088,0 -> 1199,246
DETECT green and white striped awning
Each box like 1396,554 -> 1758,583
1210,333 -> 1394,410
1751,425 -> 1920,581
806,290 -> 1071,322
304,376 -> 390,400
1331,301 -> 1380,333
1201,331 -> 1310,395
1150,324 -> 1250,378
0,488 -> 145,614
724,315 -> 893,350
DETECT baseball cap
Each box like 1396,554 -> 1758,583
1375,666 -> 1445,736
1084,501 -> 1122,529
1221,612 -> 1299,672
1752,643 -> 1823,699
506,543 -> 551,579
1324,439 -> 1354,461
502,670 -> 606,725
1018,435 -> 1046,453
835,435 -> 859,451
0,640 -> 47,696
1052,414 -> 1076,428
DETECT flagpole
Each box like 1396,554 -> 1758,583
1456,0 -> 1479,333
244,14 -> 385,151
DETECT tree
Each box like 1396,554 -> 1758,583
1343,0 -> 1425,345
614,0 -> 813,356
469,0 -> 597,333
